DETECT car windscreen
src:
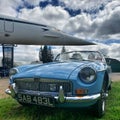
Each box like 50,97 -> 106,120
55,51 -> 106,63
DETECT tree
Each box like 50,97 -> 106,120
39,46 -> 42,61
41,45 -> 53,63
47,46 -> 54,62
2,57 -> 12,69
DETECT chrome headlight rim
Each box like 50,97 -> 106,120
9,68 -> 19,77
78,67 -> 97,84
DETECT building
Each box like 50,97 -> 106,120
106,58 -> 120,72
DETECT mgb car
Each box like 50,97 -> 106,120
6,51 -> 111,117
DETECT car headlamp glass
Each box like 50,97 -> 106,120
9,68 -> 18,77
79,67 -> 96,83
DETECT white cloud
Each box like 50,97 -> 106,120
60,0 -> 109,10
14,45 -> 40,64
108,44 -> 120,60
18,5 -> 70,29
23,0 -> 41,6
0,0 -> 23,16
62,0 -> 120,40
63,14 -> 93,38
0,45 -> 40,65
1,0 -> 120,39
94,1 -> 120,39
0,0 -> 120,64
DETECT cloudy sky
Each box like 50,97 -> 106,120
0,0 -> 120,64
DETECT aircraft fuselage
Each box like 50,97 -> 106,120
0,15 -> 95,45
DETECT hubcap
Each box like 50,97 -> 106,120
102,100 -> 105,112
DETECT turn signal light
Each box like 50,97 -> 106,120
75,89 -> 88,96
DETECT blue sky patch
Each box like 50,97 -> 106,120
23,1 -> 34,9
39,0 -> 81,16
39,0 -> 59,8
64,8 -> 81,17
39,1 -> 49,8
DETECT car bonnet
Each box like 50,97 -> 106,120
13,62 -> 85,80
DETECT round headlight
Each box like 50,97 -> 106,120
9,68 -> 18,77
79,67 -> 96,83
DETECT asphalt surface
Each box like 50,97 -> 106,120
110,73 -> 120,82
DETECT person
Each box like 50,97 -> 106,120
88,53 -> 95,60
71,53 -> 82,60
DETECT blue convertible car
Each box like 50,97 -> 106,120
6,51 -> 111,117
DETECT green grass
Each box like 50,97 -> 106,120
0,82 -> 120,120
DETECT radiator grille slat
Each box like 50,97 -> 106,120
15,78 -> 72,93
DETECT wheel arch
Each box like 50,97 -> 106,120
103,71 -> 109,91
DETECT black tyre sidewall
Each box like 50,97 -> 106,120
96,93 -> 106,118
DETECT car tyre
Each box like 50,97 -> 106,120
94,93 -> 106,117
93,82 -> 107,118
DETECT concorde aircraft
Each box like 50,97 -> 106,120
0,15 -> 95,45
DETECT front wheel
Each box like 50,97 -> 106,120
93,82 -> 107,118
94,93 -> 106,118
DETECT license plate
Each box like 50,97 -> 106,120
17,94 -> 55,107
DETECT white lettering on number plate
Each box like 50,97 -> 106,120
17,94 -> 54,106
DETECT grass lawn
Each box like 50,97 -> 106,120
0,81 -> 120,120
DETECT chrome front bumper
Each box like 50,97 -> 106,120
5,89 -> 12,95
55,94 -> 101,103
5,85 -> 101,104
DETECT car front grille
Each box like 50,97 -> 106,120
15,78 -> 72,93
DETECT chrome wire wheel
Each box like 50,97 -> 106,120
102,99 -> 105,112
93,82 -> 107,118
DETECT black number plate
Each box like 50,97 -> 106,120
17,94 -> 55,107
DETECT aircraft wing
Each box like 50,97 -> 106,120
0,15 -> 95,45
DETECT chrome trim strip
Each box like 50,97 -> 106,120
14,78 -> 71,83
55,94 -> 101,102
5,89 -> 11,95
